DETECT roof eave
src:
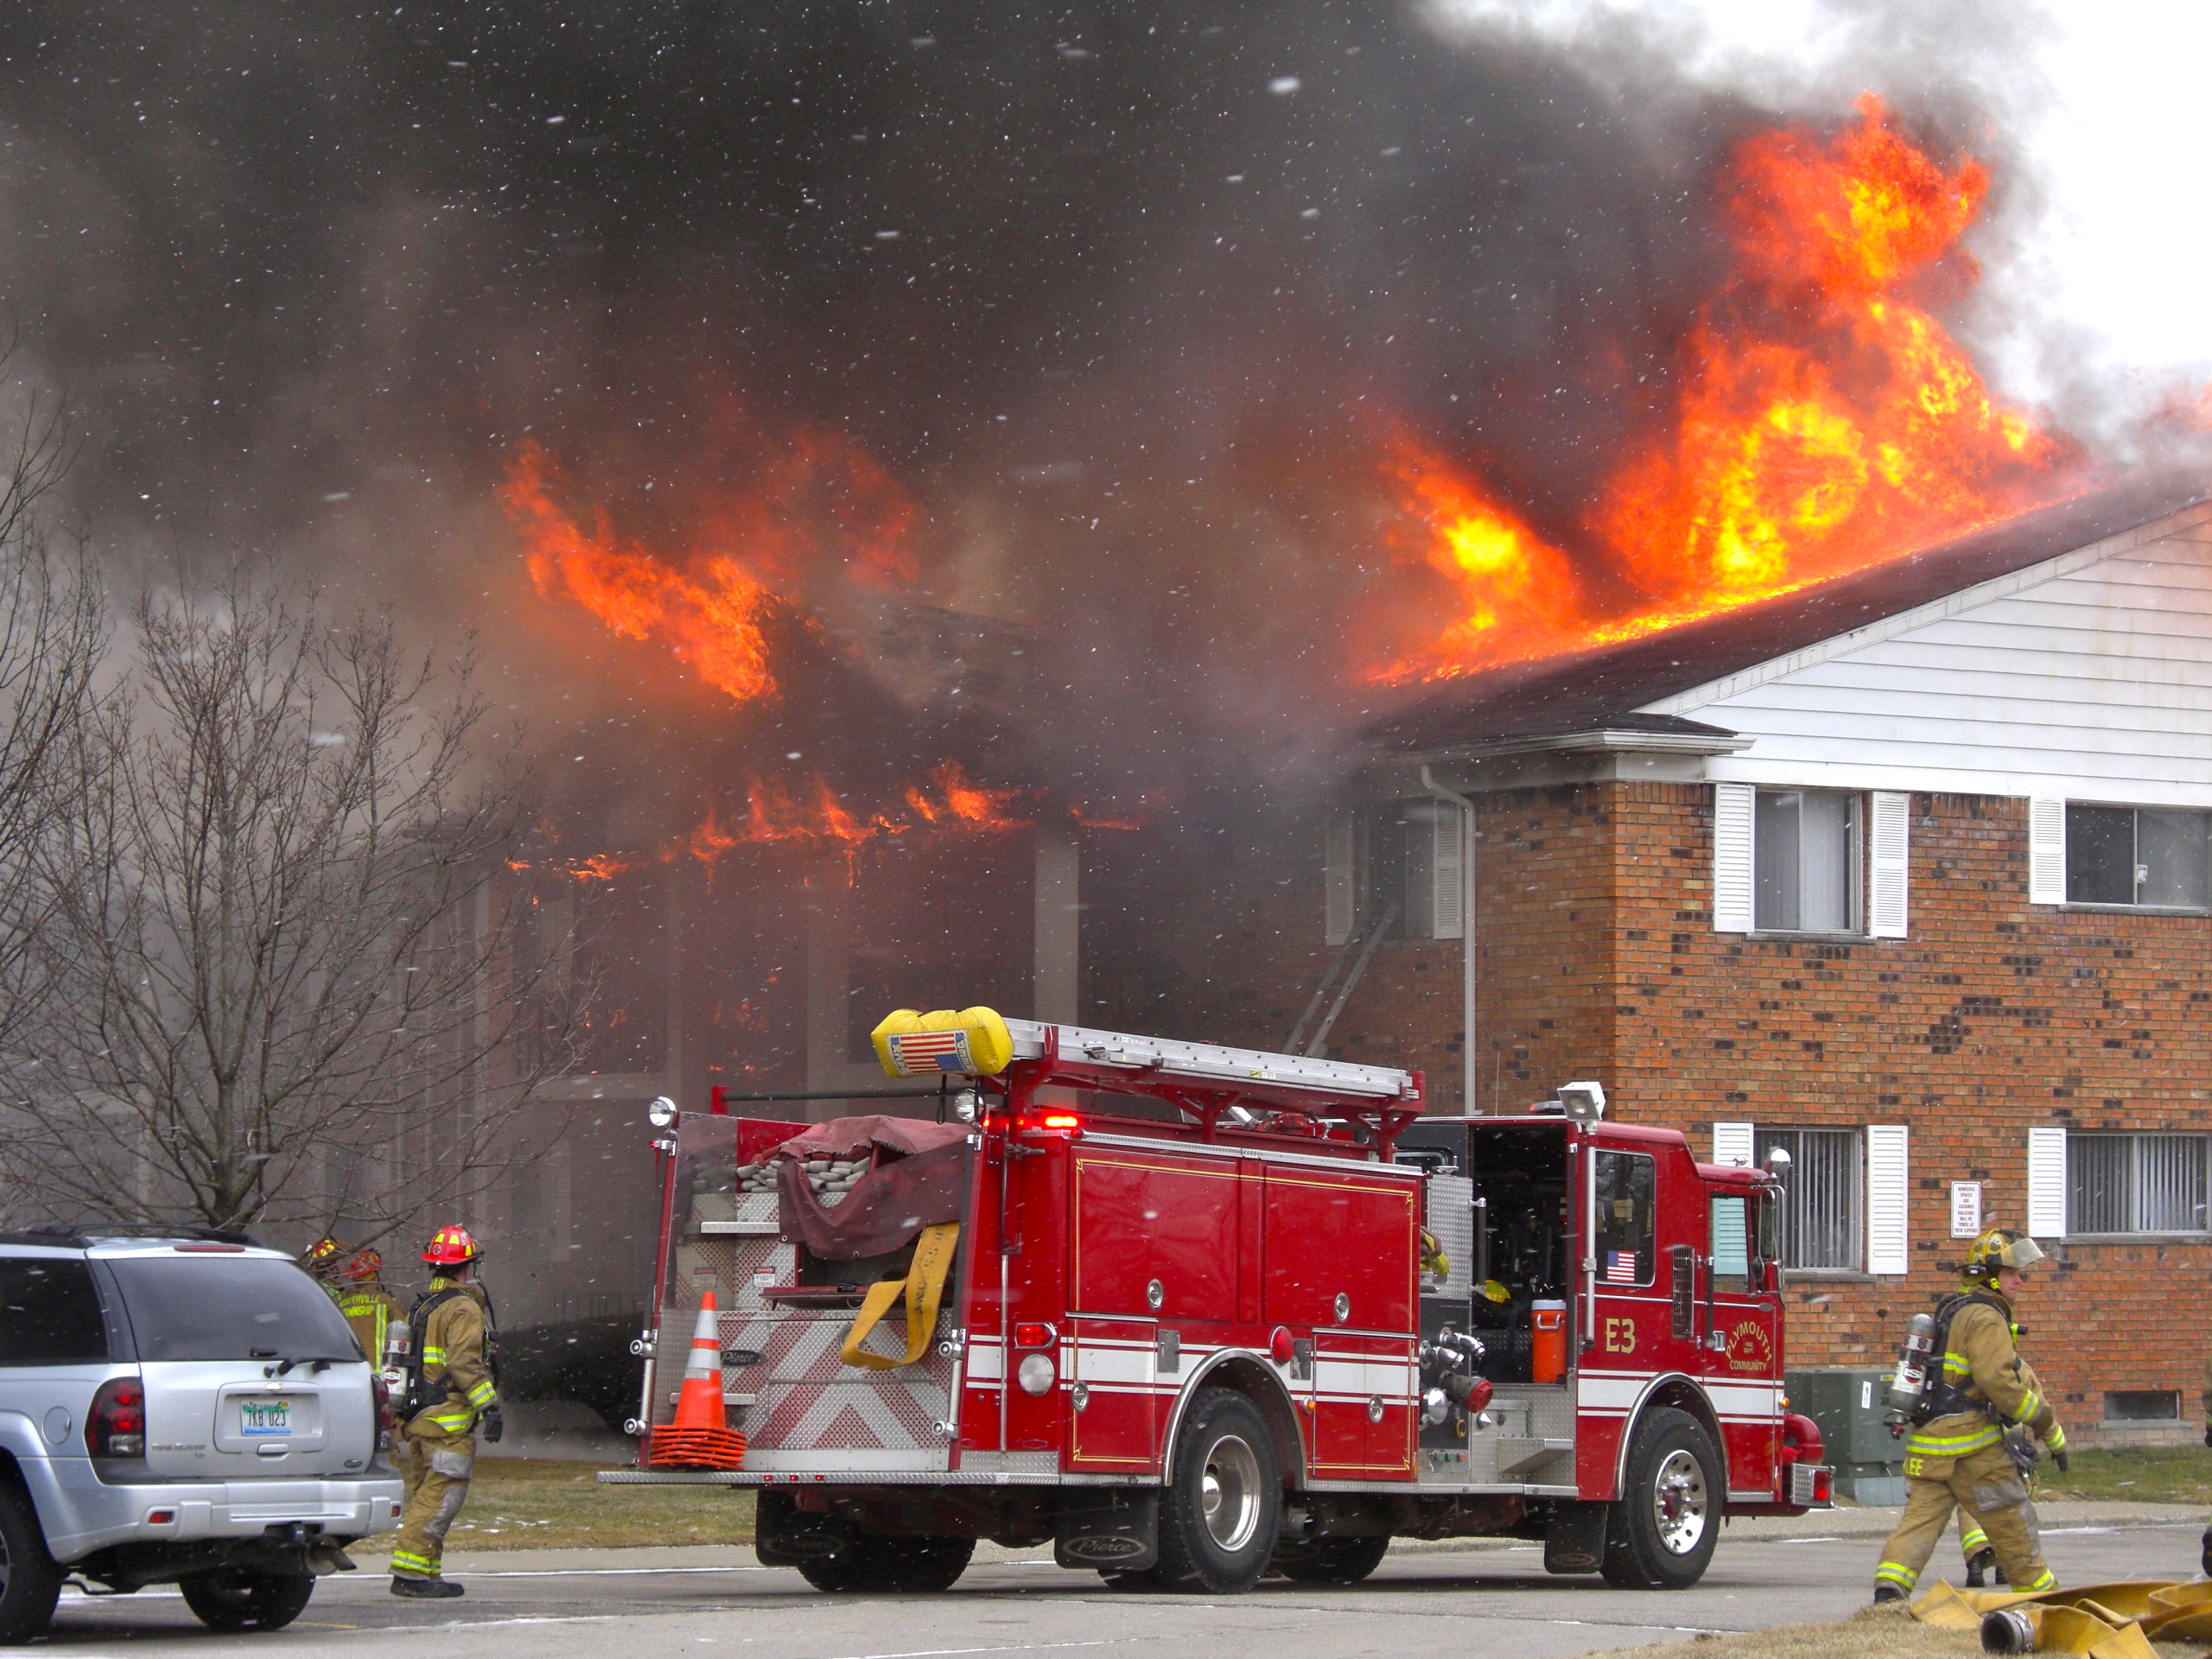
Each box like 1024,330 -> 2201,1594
1388,726 -> 1754,766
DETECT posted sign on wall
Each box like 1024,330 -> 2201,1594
1950,1181 -> 1983,1239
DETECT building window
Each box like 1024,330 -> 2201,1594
2104,1390 -> 2179,1422
1754,789 -> 1860,931
1593,1150 -> 1656,1287
2067,1133 -> 2212,1234
1754,1128 -> 1863,1270
2065,804 -> 2212,908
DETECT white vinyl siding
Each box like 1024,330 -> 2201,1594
1711,1121 -> 1755,1168
2027,1127 -> 2068,1239
1643,505 -> 2212,806
1868,791 -> 1910,938
1865,1125 -> 1910,1275
2029,798 -> 2068,904
1712,785 -> 1755,933
1324,808 -> 1354,946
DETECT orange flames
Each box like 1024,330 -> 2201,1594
1382,95 -> 2075,681
499,420 -> 918,705
683,763 -> 1028,855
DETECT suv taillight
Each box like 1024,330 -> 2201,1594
87,1376 -> 145,1459
372,1374 -> 395,1452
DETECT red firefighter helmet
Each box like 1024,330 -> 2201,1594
421,1224 -> 481,1267
302,1236 -> 349,1279
340,1247 -> 383,1282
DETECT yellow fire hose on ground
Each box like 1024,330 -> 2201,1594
1912,1577 -> 2212,1656
839,1222 -> 960,1370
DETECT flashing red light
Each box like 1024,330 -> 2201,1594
1038,1112 -> 1081,1130
1268,1325 -> 1294,1363
1014,1322 -> 1056,1349
1812,1467 -> 1833,1503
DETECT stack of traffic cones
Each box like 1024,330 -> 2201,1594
646,1293 -> 748,1470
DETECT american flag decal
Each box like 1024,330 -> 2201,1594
886,1028 -> 974,1075
1605,1250 -> 1639,1284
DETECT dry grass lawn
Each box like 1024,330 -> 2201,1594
1594,1606 -> 2200,1658
350,1460 -> 757,1552
2037,1446 -> 2212,1508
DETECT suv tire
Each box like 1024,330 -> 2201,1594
1600,1407 -> 1721,1590
180,1568 -> 316,1631
0,1480 -> 61,1643
1151,1389 -> 1281,1595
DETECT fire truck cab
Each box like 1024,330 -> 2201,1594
603,1011 -> 1828,1594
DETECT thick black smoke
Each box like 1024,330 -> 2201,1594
0,1 -> 2031,829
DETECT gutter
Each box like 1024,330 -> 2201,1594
1420,766 -> 1477,1117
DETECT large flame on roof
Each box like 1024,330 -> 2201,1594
499,419 -> 918,704
1381,95 -> 2076,681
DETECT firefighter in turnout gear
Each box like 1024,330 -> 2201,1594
389,1225 -> 504,1599
334,1249 -> 407,1377
302,1235 -> 349,1304
2200,1344 -> 2212,1577
1874,1230 -> 2064,1604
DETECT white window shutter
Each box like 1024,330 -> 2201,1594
1428,804 -> 1464,940
1868,791 -> 1910,938
1712,783 -> 1755,932
2027,1127 -> 2068,1239
1712,1122 -> 1755,1168
2028,798 -> 2067,905
1866,1125 -> 1910,1274
1324,808 -> 1354,946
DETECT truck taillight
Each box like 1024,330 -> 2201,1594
372,1374 -> 396,1452
1014,1323 -> 1056,1349
87,1376 -> 145,1459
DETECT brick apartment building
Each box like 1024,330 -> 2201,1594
1150,474 -> 2212,1444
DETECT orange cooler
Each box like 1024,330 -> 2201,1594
1530,1299 -> 1568,1384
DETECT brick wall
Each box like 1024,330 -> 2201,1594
1272,779 -> 2212,1432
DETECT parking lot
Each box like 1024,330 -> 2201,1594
29,1512 -> 2206,1657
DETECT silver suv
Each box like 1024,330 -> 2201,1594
0,1227 -> 404,1640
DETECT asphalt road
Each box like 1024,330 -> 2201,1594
29,1517 -> 2208,1656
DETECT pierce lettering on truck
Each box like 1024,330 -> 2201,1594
598,1008 -> 1830,1593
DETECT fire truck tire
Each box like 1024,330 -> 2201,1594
1151,1389 -> 1281,1595
1272,1535 -> 1390,1585
1599,1408 -> 1720,1591
796,1535 -> 974,1593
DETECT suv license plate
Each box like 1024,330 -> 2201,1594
239,1398 -> 296,1438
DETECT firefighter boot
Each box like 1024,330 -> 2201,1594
391,1576 -> 465,1599
1966,1548 -> 1994,1588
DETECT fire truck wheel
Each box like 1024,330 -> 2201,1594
1272,1535 -> 1390,1585
797,1535 -> 974,1594
1600,1408 -> 1720,1591
1152,1389 -> 1281,1595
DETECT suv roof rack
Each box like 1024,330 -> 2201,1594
0,1223 -> 264,1249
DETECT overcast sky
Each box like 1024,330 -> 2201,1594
1446,0 -> 2212,404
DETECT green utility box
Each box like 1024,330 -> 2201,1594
1786,1367 -> 1907,1506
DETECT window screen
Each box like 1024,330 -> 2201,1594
0,1257 -> 111,1364
1593,1150 -> 1655,1287
2067,1134 -> 2211,1234
2066,804 -> 2212,909
1754,790 -> 1859,931
1755,1128 -> 1861,1269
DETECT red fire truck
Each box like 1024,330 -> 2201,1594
602,1010 -> 1829,1594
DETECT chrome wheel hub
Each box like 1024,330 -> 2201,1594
1199,1432 -> 1263,1554
1652,1448 -> 1709,1555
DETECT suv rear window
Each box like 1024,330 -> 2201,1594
105,1257 -> 360,1363
0,1258 -> 111,1364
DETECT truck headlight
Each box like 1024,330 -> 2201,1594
646,1096 -> 678,1129
1016,1354 -> 1056,1395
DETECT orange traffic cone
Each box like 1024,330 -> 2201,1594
647,1293 -> 748,1470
